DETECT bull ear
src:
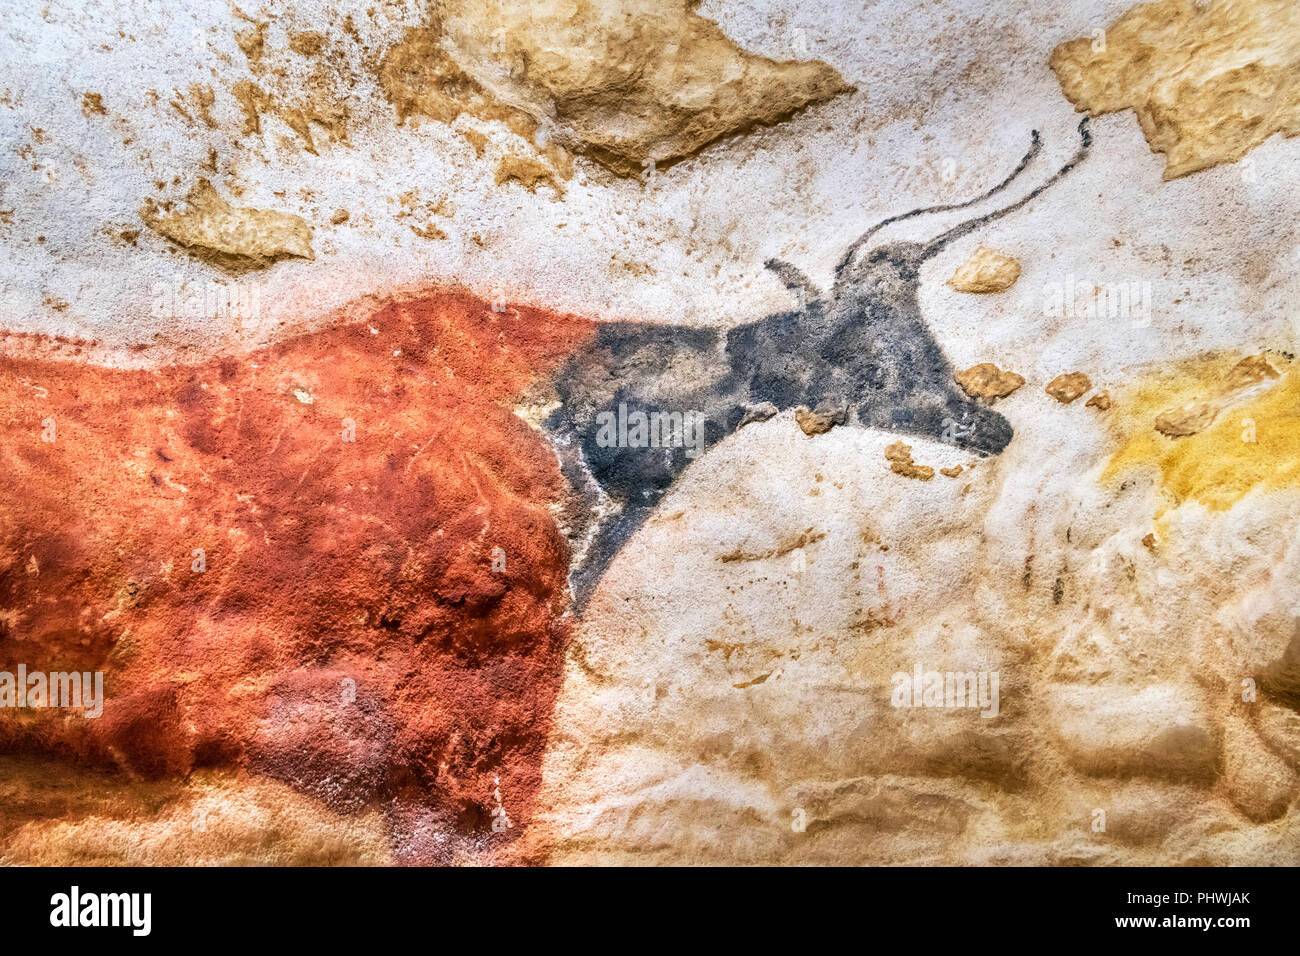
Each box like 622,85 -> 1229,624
764,258 -> 822,309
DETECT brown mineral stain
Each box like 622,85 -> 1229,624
495,155 -> 565,197
234,17 -> 267,65
1223,352 -> 1282,391
1046,372 -> 1092,404
1154,400 -> 1219,437
720,528 -> 825,563
377,28 -> 482,126
410,222 -> 448,240
884,441 -> 935,480
288,31 -> 327,56
140,178 -> 314,273
732,671 -> 775,689
232,80 -> 271,136
607,256 -> 653,277
225,15 -> 352,155
956,363 -> 1025,401
80,92 -> 106,116
795,404 -> 846,435
377,27 -> 573,181
330,208 -> 350,225
1050,0 -> 1300,178
940,465 -> 964,478
947,245 -> 1021,293
1086,390 -> 1112,410
170,84 -> 217,129
395,190 -> 454,237
462,129 -> 488,158
1103,353 -> 1298,512
278,86 -> 349,155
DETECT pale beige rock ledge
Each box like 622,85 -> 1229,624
1051,0 -> 1300,179
438,0 -> 851,176
523,402 -> 1300,865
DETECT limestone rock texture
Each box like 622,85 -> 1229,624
1046,371 -> 1093,404
948,246 -> 1022,293
526,364 -> 1300,864
956,363 -> 1026,401
0,0 -> 1298,866
141,179 -> 315,272
436,0 -> 851,176
1051,0 -> 1300,179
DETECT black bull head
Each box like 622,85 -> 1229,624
543,119 -> 1092,608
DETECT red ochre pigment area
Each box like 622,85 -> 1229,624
0,291 -> 594,864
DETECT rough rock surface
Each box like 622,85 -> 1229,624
1046,371 -> 1093,404
0,0 -> 1298,867
956,363 -> 1026,401
1154,353 -> 1281,437
947,245 -> 1022,293
141,179 -> 315,272
437,0 -> 851,175
1051,0 -> 1300,178
884,440 -> 936,480
0,757 -> 391,865
525,363 -> 1300,864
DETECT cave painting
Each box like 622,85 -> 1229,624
546,120 -> 1092,605
0,0 -> 1297,871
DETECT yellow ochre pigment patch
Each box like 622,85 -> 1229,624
1103,352 -> 1300,513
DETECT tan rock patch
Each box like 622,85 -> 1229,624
795,404 -> 846,435
140,178 -> 314,273
438,0 -> 851,177
495,155 -> 565,196
884,441 -> 934,480
1154,399 -> 1219,437
1224,352 -> 1282,391
1046,371 -> 1092,404
956,363 -> 1026,401
377,26 -> 573,179
946,245 -> 1021,293
1050,0 -> 1300,179
288,31 -> 327,56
